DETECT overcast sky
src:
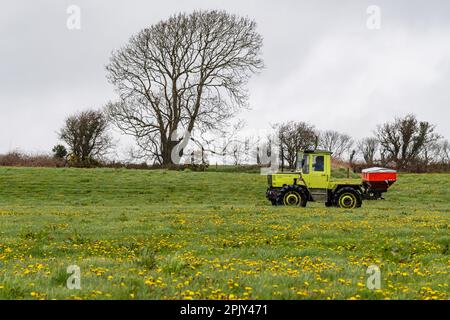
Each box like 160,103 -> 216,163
1,0 -> 449,157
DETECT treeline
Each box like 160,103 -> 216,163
1,111 -> 448,173
270,114 -> 449,172
204,114 -> 449,173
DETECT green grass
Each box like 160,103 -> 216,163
0,167 -> 448,300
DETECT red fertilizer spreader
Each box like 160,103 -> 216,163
361,167 -> 397,200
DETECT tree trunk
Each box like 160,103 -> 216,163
161,139 -> 179,167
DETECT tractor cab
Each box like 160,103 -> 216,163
297,150 -> 332,189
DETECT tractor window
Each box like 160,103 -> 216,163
313,155 -> 324,172
302,155 -> 309,174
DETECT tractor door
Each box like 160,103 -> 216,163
307,154 -> 329,189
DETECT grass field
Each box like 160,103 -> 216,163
0,167 -> 448,300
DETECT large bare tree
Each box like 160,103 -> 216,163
105,10 -> 264,166
59,110 -> 112,165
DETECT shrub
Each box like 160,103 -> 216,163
0,151 -> 65,167
52,145 -> 68,159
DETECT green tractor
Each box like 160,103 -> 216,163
266,150 -> 396,209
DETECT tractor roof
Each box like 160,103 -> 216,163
302,149 -> 333,155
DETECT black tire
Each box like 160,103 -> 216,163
334,187 -> 362,209
276,185 -> 308,207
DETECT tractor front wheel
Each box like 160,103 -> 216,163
276,186 -> 308,207
334,187 -> 362,209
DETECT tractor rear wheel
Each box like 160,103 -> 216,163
334,187 -> 362,209
276,185 -> 308,207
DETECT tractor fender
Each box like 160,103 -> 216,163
333,184 -> 363,195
